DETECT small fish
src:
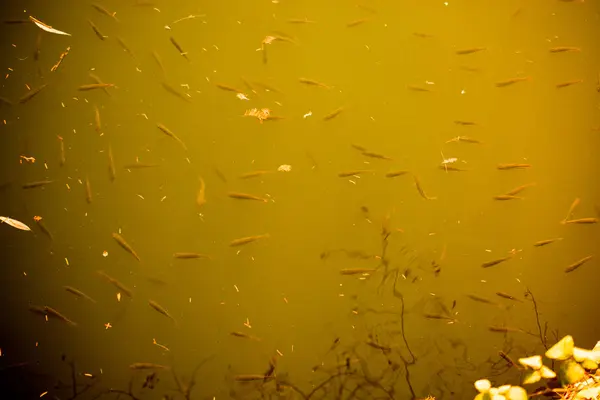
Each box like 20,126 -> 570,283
152,51 -> 166,75
240,77 -> 258,95
264,355 -> 278,381
556,79 -> 583,89
497,163 -> 531,170
235,375 -> 272,382
35,217 -> 53,240
454,120 -> 477,126
97,270 -> 133,298
173,252 -> 211,259
4,19 -> 31,24
264,114 -> 285,122
214,167 -> 227,182
196,177 -> 206,207
362,151 -> 393,160
549,46 -> 581,53
78,83 -> 115,91
0,96 -> 13,106
228,192 -> 268,202
424,313 -> 457,323
84,176 -> 92,204
170,36 -> 189,61
385,170 -> 409,178
446,136 -> 482,144
29,305 -> 48,317
495,292 -> 522,302
148,300 -> 177,325
562,217 -> 598,225
22,180 -> 53,189
64,286 -> 97,303
18,84 -> 47,103
561,197 -> 580,223
93,105 -> 101,133
215,83 -> 243,93
495,76 -> 531,87
493,195 -> 523,201
29,16 -> 71,36
565,255 -> 593,273
116,37 -> 134,57
323,107 -> 344,121
488,326 -> 528,334
157,123 -> 187,150
325,249 -> 376,261
365,340 -> 392,353
340,268 -> 377,275
287,18 -> 316,24
0,216 -> 31,231
89,72 -> 111,96
230,331 -> 261,341
172,14 -> 205,24
438,165 -> 467,172
455,47 -> 486,55
481,255 -> 512,268
239,170 -> 274,179
460,65 -> 481,72
413,32 -> 434,38
306,151 -> 318,170
346,18 -> 370,28
269,31 -> 298,44
107,145 -> 116,182
466,294 -> 500,306
88,19 -> 106,40
230,234 -> 270,247
505,183 -> 536,196
44,306 -> 77,326
407,85 -> 432,92
91,3 -> 119,22
34,32 -> 42,62
147,277 -> 168,286
112,232 -> 141,262
533,238 -> 563,247
351,144 -> 368,152
338,170 -> 375,177
129,363 -> 169,370
252,81 -> 282,94
161,82 -> 191,103
59,138 -> 66,166
123,163 -> 158,169
299,78 -> 331,89
413,175 -> 437,200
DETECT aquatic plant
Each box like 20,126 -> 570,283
473,335 -> 600,400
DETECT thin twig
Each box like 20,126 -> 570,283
525,288 -> 548,350
172,354 -> 215,400
105,378 -> 142,400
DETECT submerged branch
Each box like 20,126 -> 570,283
525,288 -> 548,350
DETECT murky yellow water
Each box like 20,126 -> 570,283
0,0 -> 599,399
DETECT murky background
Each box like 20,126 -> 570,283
0,0 -> 599,399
